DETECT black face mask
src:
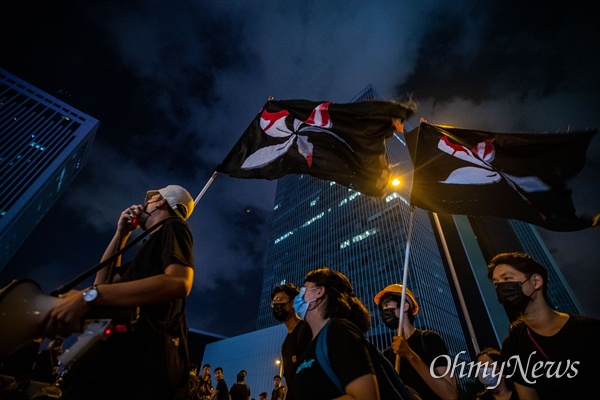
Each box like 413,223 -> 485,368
272,303 -> 291,322
496,276 -> 537,314
381,308 -> 400,330
138,203 -> 160,230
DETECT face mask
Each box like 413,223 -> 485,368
381,308 -> 400,330
272,303 -> 291,322
293,287 -> 317,320
138,202 -> 160,230
496,276 -> 537,314
477,367 -> 500,389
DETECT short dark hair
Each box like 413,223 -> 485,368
487,252 -> 549,301
214,367 -> 223,373
202,364 -> 211,369
260,392 -> 268,398
271,283 -> 300,300
274,375 -> 281,380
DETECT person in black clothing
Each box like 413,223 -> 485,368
293,267 -> 378,400
198,364 -> 213,399
40,185 -> 196,400
271,375 -> 284,400
229,370 -> 250,400
270,283 -> 312,400
187,363 -> 201,400
210,367 -> 229,400
488,252 -> 600,399
374,284 -> 457,400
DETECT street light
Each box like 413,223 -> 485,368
275,359 -> 282,377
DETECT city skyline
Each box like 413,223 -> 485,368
1,1 -> 598,337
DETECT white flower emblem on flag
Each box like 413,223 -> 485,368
437,136 -> 549,192
240,102 -> 352,170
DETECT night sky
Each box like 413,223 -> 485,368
1,0 -> 599,338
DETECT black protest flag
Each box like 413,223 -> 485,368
216,100 -> 414,197
405,123 -> 599,231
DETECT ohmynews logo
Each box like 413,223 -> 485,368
430,351 -> 579,389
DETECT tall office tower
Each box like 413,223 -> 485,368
0,68 -> 99,271
509,220 -> 581,314
255,86 -> 472,384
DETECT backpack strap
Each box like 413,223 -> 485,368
316,319 -> 415,400
315,319 -> 344,394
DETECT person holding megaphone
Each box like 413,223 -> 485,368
40,185 -> 196,400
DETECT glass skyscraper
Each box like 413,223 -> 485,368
510,220 -> 581,314
0,68 -> 99,270
202,85 -> 583,393
255,86 -> 472,385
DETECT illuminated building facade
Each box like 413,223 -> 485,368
255,86 -> 472,380
203,86 -> 582,392
0,68 -> 99,270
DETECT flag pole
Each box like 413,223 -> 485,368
396,206 -> 415,373
194,171 -> 220,206
431,212 -> 480,354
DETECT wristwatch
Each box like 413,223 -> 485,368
82,285 -> 99,303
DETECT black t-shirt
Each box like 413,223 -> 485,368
383,329 -> 450,400
281,319 -> 312,400
215,379 -> 230,400
271,386 -> 284,400
119,217 -> 194,333
229,383 -> 250,400
501,315 -> 600,399
61,217 -> 194,400
294,318 -> 374,400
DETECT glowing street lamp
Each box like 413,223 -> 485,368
275,359 -> 282,377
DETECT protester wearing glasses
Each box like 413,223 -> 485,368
293,267 -> 378,400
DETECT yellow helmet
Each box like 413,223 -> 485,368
374,284 -> 419,316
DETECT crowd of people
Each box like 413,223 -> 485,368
183,254 -> 599,400
183,363 -> 285,400
1,183 -> 598,399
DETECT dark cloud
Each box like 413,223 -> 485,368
1,0 -> 599,335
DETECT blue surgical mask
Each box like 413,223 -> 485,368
477,367 -> 500,389
293,287 -> 318,320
